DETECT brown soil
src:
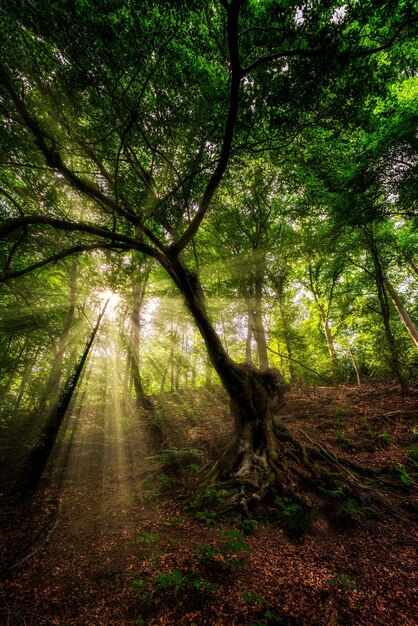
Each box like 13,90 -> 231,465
0,383 -> 417,625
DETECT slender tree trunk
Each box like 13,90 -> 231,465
13,347 -> 42,412
397,243 -> 418,278
367,235 -> 407,392
16,300 -> 108,493
129,266 -> 151,410
308,264 -> 338,382
38,259 -> 78,416
384,278 -> 418,348
249,253 -> 269,369
0,340 -> 26,398
204,356 -> 212,386
347,344 -> 361,386
245,295 -> 253,365
276,288 -> 295,383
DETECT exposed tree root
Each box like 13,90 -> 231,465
194,418 -> 415,529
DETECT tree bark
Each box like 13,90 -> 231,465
128,265 -> 151,410
367,234 -> 407,392
38,259 -> 78,416
308,264 -> 339,382
396,243 -> 418,278
169,256 -> 287,477
247,252 -> 269,369
347,343 -> 361,386
384,278 -> 418,349
16,300 -> 108,493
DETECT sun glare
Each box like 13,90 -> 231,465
99,289 -> 121,320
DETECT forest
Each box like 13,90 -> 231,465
0,0 -> 417,624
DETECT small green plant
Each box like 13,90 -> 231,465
242,591 -> 267,605
135,533 -> 164,560
131,578 -> 154,622
342,498 -> 362,518
334,406 -> 349,417
241,518 -> 259,534
159,447 -> 201,474
154,568 -> 184,593
196,509 -> 217,525
195,529 -> 251,570
274,498 -> 302,517
251,610 -> 287,625
190,578 -> 217,592
335,429 -> 350,447
157,473 -> 175,491
408,445 -> 418,467
274,497 -> 311,536
318,486 -> 344,498
410,427 -> 418,443
198,487 -> 227,507
135,532 -> 160,546
396,464 -> 414,486
327,574 -> 360,591
376,431 -> 392,449
151,569 -> 217,604
164,514 -> 186,527
180,463 -> 201,476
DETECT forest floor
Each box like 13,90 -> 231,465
0,383 -> 417,625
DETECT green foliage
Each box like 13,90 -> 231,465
327,574 -> 360,591
181,463 -> 201,476
410,428 -> 418,443
334,406 -> 350,418
375,431 -> 392,449
335,429 -> 350,448
342,498 -> 363,518
396,464 -> 414,486
242,591 -> 267,605
195,529 -> 251,571
274,498 -> 311,536
274,498 -> 302,518
156,473 -> 175,491
154,568 -> 184,593
195,509 -> 218,525
159,448 -> 201,475
135,533 -> 160,546
241,518 -> 259,534
318,486 -> 345,499
164,514 -> 186,527
408,445 -> 418,468
130,578 -> 154,617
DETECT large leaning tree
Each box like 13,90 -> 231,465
0,0 -> 416,508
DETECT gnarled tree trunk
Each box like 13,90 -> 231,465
169,256 -> 287,479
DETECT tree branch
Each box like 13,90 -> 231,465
0,215 -> 159,259
266,346 -> 332,384
0,61 -> 167,253
167,0 -> 242,257
0,243 -> 130,282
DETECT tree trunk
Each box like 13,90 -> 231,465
347,343 -> 361,386
308,264 -> 338,382
248,253 -> 269,369
128,266 -> 151,410
384,278 -> 418,348
15,300 -> 108,494
396,243 -> 418,278
245,295 -> 253,365
169,257 -> 286,477
276,287 -> 295,382
367,234 -> 407,392
38,259 -> 78,416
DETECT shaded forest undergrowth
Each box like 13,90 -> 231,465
0,383 -> 417,625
